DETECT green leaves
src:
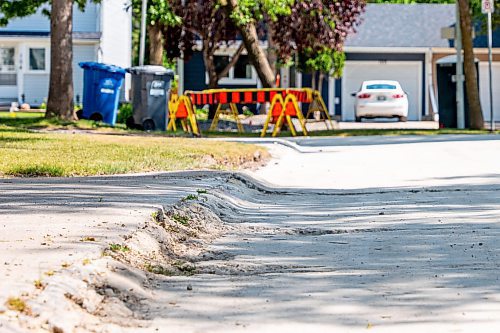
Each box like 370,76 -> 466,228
0,0 -> 47,25
224,0 -> 295,26
0,0 -> 100,25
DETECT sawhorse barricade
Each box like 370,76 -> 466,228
167,94 -> 200,136
209,102 -> 244,133
304,89 -> 335,130
168,87 -> 332,136
261,93 -> 308,137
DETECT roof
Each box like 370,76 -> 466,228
345,4 -> 455,48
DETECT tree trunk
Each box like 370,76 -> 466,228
311,71 -> 317,91
458,0 -> 484,129
148,24 -> 164,66
223,0 -> 276,88
202,45 -> 219,120
46,0 -> 74,120
318,72 -> 325,94
267,26 -> 277,76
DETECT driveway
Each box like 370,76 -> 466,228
2,135 -> 500,332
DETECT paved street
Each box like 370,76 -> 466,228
255,135 -> 500,189
2,135 -> 500,332
146,135 -> 500,332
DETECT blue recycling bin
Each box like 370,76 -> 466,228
79,62 -> 126,125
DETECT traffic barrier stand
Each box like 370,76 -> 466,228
260,93 -> 285,137
209,103 -> 244,133
304,89 -> 335,130
167,95 -> 200,136
261,93 -> 308,137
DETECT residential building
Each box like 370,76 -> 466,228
0,1 -> 132,107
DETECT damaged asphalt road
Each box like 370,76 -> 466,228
2,135 -> 500,332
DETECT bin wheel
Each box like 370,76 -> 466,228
398,116 -> 408,122
89,113 -> 103,122
142,119 -> 156,131
126,116 -> 136,129
355,116 -> 362,122
76,110 -> 83,120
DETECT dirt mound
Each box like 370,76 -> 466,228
107,198 -> 230,277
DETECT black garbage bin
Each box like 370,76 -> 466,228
126,66 -> 175,131
436,55 -> 479,128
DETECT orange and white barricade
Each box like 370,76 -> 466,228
167,94 -> 200,136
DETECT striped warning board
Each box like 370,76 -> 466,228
186,89 -> 312,106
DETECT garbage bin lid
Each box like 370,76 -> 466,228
127,65 -> 175,77
79,62 -> 127,74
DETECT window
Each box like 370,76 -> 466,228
0,74 -> 16,86
214,56 -> 230,78
0,48 -> 15,72
234,55 -> 252,79
209,54 -> 256,85
366,84 -> 397,90
29,48 -> 46,71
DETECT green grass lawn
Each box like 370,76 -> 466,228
0,111 -> 129,133
2,112 -> 498,137
0,130 -> 267,177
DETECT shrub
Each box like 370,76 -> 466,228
116,103 -> 133,124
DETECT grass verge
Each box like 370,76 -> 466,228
0,112 -> 129,133
2,112 -> 498,137
0,131 -> 268,177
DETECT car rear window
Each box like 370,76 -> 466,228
366,84 -> 397,90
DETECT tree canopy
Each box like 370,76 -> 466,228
0,0 -> 97,24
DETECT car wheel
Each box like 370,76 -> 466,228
355,116 -> 362,122
142,119 -> 156,131
399,116 -> 408,122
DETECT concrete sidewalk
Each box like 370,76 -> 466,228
0,173 -> 223,301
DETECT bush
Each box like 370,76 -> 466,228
116,103 -> 133,124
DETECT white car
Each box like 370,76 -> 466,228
352,80 -> 409,122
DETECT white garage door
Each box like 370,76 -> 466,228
341,61 -> 423,121
479,62 -> 500,122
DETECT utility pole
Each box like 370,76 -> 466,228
488,11 -> 494,131
482,0 -> 495,131
139,0 -> 148,66
456,1 -> 465,129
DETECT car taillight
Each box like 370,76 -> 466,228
392,94 -> 405,99
358,93 -> 371,99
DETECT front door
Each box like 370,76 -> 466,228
0,46 -> 18,102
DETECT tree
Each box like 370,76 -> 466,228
162,0 -> 244,118
220,0 -> 295,88
221,0 -> 364,89
131,0 -> 180,66
0,0 -> 97,120
458,0 -> 483,128
271,0 -> 364,90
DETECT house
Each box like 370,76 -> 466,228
181,3 -> 500,122
0,1 -> 132,107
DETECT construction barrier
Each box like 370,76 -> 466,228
167,93 -> 200,136
168,88 -> 333,136
261,93 -> 308,137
